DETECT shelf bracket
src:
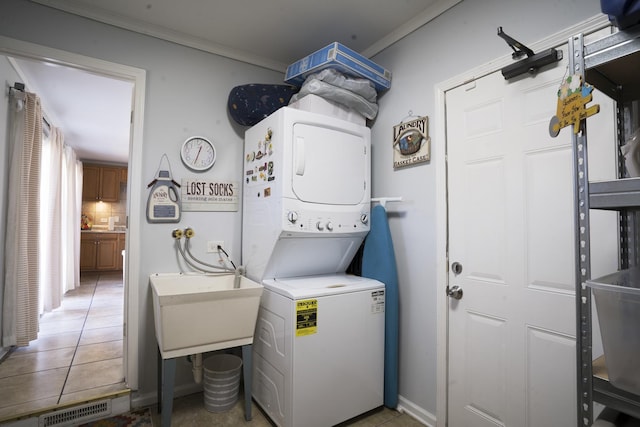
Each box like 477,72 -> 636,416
497,27 -> 563,79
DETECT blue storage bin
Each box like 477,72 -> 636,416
285,42 -> 392,92
601,0 -> 640,29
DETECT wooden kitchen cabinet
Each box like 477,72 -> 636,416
82,164 -> 121,202
80,233 -> 98,271
80,232 -> 124,271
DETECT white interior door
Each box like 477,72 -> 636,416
445,43 -> 617,426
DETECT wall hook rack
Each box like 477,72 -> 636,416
372,197 -> 402,209
497,27 -> 562,80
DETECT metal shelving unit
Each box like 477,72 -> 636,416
572,26 -> 640,427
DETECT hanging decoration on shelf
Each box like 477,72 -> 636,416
549,73 -> 600,137
393,112 -> 430,169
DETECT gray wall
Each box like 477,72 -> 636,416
0,0 -> 282,404
0,0 -> 606,420
369,0 -> 603,418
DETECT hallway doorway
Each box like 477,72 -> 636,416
0,35 -> 146,406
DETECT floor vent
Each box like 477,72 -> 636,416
38,399 -> 111,427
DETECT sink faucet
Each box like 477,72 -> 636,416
234,266 -> 245,289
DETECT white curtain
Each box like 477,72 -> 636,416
39,127 -> 82,314
39,127 -> 62,313
2,90 -> 42,347
63,146 -> 82,295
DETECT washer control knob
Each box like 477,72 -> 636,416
326,222 -> 334,231
360,213 -> 369,224
287,211 -> 298,223
316,221 -> 325,231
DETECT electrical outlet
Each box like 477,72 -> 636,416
207,240 -> 224,253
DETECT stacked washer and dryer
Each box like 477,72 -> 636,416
242,105 -> 385,427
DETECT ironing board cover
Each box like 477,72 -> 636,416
228,84 -> 298,126
361,204 -> 399,408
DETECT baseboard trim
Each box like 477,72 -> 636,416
2,394 -> 130,427
397,394 -> 437,426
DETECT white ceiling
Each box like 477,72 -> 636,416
11,0 -> 460,163
12,57 -> 134,163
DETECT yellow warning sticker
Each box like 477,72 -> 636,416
296,299 -> 317,337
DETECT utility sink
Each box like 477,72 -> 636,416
150,273 -> 263,359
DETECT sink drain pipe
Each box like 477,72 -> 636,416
192,353 -> 203,384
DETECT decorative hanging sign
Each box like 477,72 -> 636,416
393,115 -> 430,169
180,178 -> 239,212
146,154 -> 181,223
549,74 -> 600,137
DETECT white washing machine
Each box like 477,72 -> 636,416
242,107 -> 384,426
252,273 -> 385,427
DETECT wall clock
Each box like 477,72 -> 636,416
180,136 -> 216,171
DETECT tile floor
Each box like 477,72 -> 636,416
148,391 -> 426,426
0,272 -> 128,423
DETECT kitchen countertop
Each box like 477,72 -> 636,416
81,228 -> 126,234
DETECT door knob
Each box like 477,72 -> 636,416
446,285 -> 463,300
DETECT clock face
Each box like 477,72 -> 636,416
181,137 -> 216,171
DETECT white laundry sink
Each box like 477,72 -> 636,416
150,273 -> 263,359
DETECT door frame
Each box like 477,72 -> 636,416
433,14 -> 610,426
0,35 -> 146,390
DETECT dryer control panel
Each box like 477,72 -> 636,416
282,207 -> 369,236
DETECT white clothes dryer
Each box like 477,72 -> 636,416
252,273 -> 385,427
242,107 -> 371,282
